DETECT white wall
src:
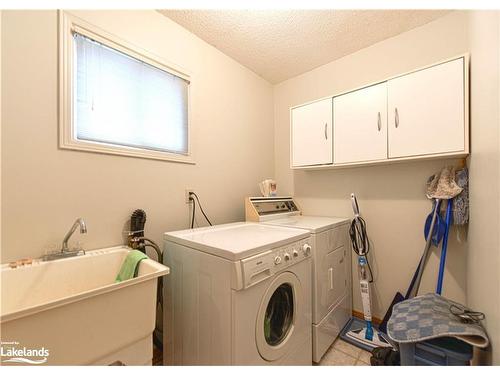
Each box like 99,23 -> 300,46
0,10 -> 2,261
1,10 -> 274,262
274,10 -> 500,363
2,8 -> 499,365
466,11 -> 500,365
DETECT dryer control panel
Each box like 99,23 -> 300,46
237,238 -> 311,290
245,196 -> 301,222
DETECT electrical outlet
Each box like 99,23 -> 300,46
185,189 -> 194,203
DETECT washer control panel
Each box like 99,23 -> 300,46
239,238 -> 311,289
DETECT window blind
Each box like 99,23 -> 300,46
74,32 -> 189,154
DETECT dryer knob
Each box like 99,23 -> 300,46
274,256 -> 282,265
292,250 -> 299,258
302,244 -> 312,256
284,253 -> 290,261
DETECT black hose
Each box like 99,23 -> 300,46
144,243 -> 163,306
190,192 -> 213,226
128,210 -> 164,350
190,196 -> 196,229
140,238 -> 164,351
349,215 -> 374,283
141,238 -> 163,263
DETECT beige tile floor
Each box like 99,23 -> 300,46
319,338 -> 372,366
154,339 -> 371,366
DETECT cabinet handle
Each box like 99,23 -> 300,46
329,268 -> 334,290
377,112 -> 381,131
324,123 -> 328,140
395,108 -> 399,128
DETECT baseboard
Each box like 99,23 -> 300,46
352,310 -> 383,326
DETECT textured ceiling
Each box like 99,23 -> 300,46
158,9 -> 451,83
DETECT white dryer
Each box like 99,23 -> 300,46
246,197 -> 352,362
163,222 -> 313,365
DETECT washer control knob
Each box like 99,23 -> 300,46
292,250 -> 299,258
274,256 -> 282,265
284,253 -> 290,261
302,244 -> 312,256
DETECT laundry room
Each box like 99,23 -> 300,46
0,0 -> 499,370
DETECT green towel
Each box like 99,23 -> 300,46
115,250 -> 148,283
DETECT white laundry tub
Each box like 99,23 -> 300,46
0,246 -> 169,365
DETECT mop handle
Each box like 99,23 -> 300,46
436,199 -> 453,294
408,199 -> 440,298
351,193 -> 360,217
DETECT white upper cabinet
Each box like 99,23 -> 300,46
291,98 -> 333,167
333,82 -> 388,164
387,58 -> 465,158
290,55 -> 468,169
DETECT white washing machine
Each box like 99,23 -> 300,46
163,222 -> 313,365
246,197 -> 352,362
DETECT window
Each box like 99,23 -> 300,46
59,12 -> 192,163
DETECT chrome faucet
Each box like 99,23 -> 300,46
61,218 -> 87,252
43,218 -> 87,261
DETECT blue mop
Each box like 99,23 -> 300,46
379,166 -> 465,334
436,199 -> 453,295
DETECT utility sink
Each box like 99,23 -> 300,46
0,246 -> 169,365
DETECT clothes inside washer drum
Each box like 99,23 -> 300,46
264,283 -> 294,346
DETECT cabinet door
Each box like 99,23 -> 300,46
388,58 -> 465,158
333,83 -> 387,164
291,98 -> 333,167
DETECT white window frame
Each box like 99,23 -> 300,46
58,11 -> 194,164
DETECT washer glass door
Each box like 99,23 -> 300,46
256,271 -> 302,361
265,283 -> 294,346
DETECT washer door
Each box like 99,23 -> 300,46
256,271 -> 302,361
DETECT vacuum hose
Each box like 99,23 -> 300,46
349,215 -> 374,283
